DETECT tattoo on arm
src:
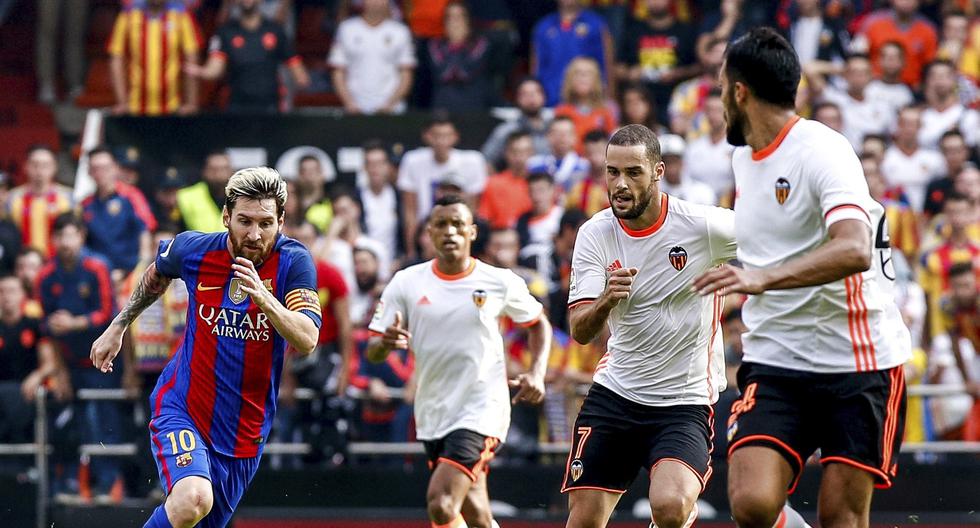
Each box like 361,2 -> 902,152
113,262 -> 172,328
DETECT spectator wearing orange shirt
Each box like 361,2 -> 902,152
554,57 -> 617,153
478,131 -> 534,229
855,0 -> 938,88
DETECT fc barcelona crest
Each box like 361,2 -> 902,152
175,452 -> 193,468
668,246 -> 688,271
473,289 -> 487,308
775,178 -> 791,205
229,278 -> 273,304
570,460 -> 584,482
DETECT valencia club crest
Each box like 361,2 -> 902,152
775,178 -> 791,205
472,289 -> 487,308
668,246 -> 688,271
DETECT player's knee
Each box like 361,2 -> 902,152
729,488 -> 782,528
426,493 -> 458,524
650,494 -> 693,528
462,502 -> 493,528
167,479 -> 214,527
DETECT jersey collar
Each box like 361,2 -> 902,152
751,115 -> 801,161
617,194 -> 668,238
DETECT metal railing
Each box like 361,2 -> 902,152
1,383 -> 977,528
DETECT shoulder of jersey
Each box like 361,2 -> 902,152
578,208 -> 616,235
174,230 -> 224,252
665,194 -> 720,220
390,260 -> 432,282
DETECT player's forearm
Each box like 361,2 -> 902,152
569,299 -> 614,345
111,262 -> 171,331
110,55 -> 127,105
758,234 -> 871,291
264,301 -> 319,355
525,317 -> 552,381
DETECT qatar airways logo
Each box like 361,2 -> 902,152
198,305 -> 272,341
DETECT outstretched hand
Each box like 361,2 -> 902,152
509,373 -> 545,405
383,311 -> 411,350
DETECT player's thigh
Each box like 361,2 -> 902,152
197,453 -> 263,528
727,446 -> 794,522
816,366 -> 906,490
644,405 -> 712,520
562,385 -> 646,496
726,364 -> 817,495
817,463 -> 874,528
460,470 -> 493,528
424,430 -> 498,510
149,416 -> 212,496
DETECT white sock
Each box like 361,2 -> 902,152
775,504 -> 811,528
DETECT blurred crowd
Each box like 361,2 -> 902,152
1,0 -> 980,504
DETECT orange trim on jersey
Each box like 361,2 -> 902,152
751,115 -> 801,161
728,434 -> 804,493
774,510 -> 788,528
855,274 -> 877,370
617,194 -> 668,237
567,298 -> 596,310
881,367 -> 904,475
824,203 -> 871,222
651,457 -> 706,492
431,258 -> 477,281
368,329 -> 384,337
472,437 -> 499,476
435,457 -> 477,482
844,276 -> 869,371
820,456 -> 892,488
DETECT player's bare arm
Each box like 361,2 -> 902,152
90,261 -> 172,373
569,267 -> 638,344
232,256 -> 318,355
509,316 -> 552,405
692,219 -> 871,296
366,310 -> 411,363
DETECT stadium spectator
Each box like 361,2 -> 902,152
865,41 -> 915,114
658,134 -> 716,206
185,0 -> 310,113
937,10 -> 980,104
531,0 -> 613,107
681,89 -> 734,200
0,187 -> 20,275
565,130 -> 610,218
861,134 -> 889,163
811,100 -> 845,134
617,81 -> 666,133
397,116 -> 487,259
426,2 -> 494,112
862,153 -> 920,262
329,0 -> 416,115
331,193 -> 391,279
924,130 -> 974,218
218,0 -> 294,38
35,0 -> 88,104
350,246 -> 383,327
108,0 -> 201,115
80,147 -> 157,280
481,77 -> 552,168
151,167 -> 185,228
787,0 -> 849,65
527,116 -> 589,194
176,150 -> 233,233
668,36 -> 726,138
14,248 -> 44,318
881,106 -> 945,212
516,172 -> 563,255
919,60 -> 979,151
7,145 -> 73,257
941,262 -> 980,399
617,0 -> 699,124
854,0 -> 938,88
483,228 -> 548,301
346,333 -> 414,444
522,208 -> 587,334
289,156 -> 334,233
804,53 -> 894,150
357,141 -> 402,257
0,274 -> 68,445
479,131 -> 534,230
554,57 -> 618,151
919,193 -> 980,342
38,213 -> 122,503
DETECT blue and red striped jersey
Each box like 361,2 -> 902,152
149,231 -> 322,458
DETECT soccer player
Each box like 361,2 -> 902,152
693,28 -> 911,528
90,168 -> 322,528
562,124 -> 737,528
367,195 -> 552,528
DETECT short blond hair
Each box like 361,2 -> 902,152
225,166 -> 288,217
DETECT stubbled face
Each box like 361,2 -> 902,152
26,149 -> 57,188
605,144 -> 662,220
224,197 -> 282,265
720,66 -> 748,147
427,203 -> 476,262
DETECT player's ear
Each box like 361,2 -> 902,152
734,81 -> 748,105
653,160 -> 665,182
468,221 -> 478,242
222,206 -> 230,228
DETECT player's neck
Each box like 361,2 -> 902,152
746,107 -> 798,154
435,255 -> 471,276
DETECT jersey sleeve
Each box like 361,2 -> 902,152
154,232 -> 193,279
706,207 -> 737,264
283,249 -> 323,329
327,23 -> 349,67
807,141 -> 873,229
568,227 -> 606,308
368,273 -> 407,335
501,272 -> 544,327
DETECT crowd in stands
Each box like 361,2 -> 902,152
1,0 -> 979,503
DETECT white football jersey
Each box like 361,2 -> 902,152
368,258 -> 543,441
568,195 -> 736,406
732,116 -> 911,373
